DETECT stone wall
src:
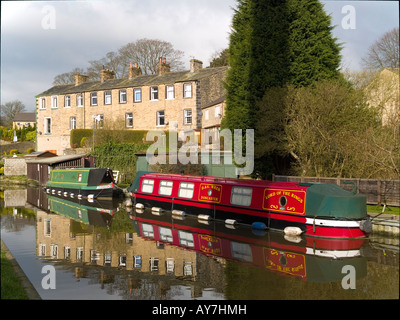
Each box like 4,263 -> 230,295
3,157 -> 27,176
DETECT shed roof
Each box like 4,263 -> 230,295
26,154 -> 87,164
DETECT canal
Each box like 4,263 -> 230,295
1,186 -> 399,300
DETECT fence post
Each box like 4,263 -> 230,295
377,179 -> 381,205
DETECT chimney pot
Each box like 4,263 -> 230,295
190,59 -> 203,73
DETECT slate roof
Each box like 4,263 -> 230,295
13,112 -> 36,122
36,66 -> 228,97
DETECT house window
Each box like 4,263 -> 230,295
159,180 -> 173,196
156,110 -> 165,126
64,95 -> 71,108
90,92 -> 98,106
76,248 -> 83,262
125,113 -> 133,128
134,255 -> 142,268
70,116 -> 76,130
184,109 -> 192,125
134,88 -> 142,102
45,218 -> 51,236
44,117 -> 51,134
104,252 -> 111,266
166,85 -> 174,99
104,91 -> 112,105
51,96 -> 58,108
150,86 -> 158,100
215,105 -> 221,118
183,83 -> 192,98
231,186 -> 252,206
178,182 -> 194,199
119,89 -> 127,103
94,114 -> 104,128
141,179 -> 154,193
39,97 -> 46,109
77,94 -> 83,107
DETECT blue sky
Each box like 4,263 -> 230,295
1,0 -> 398,112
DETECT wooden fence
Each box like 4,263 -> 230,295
273,175 -> 400,206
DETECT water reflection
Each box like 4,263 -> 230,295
1,187 -> 399,300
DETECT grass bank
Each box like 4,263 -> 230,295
367,204 -> 400,215
1,249 -> 29,299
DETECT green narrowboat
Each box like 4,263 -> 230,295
45,168 -> 124,199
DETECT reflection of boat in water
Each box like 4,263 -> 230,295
130,208 -> 367,282
129,172 -> 372,239
45,168 -> 124,200
46,194 -> 118,228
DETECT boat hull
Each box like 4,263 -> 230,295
46,185 -> 123,200
132,193 -> 369,239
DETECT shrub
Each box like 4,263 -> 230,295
26,131 -> 36,141
9,149 -> 18,155
0,167 -> 4,175
26,148 -> 34,154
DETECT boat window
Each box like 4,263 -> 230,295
178,182 -> 195,199
141,179 -> 154,193
77,173 -> 82,182
159,180 -> 173,196
179,231 -> 194,248
142,223 -> 154,238
231,186 -> 252,206
159,227 -> 173,243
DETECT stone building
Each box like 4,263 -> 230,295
12,112 -> 36,129
36,58 -> 227,155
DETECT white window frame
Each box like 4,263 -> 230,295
104,91 -> 112,105
184,109 -> 192,125
166,85 -> 174,100
77,94 -> 83,107
64,95 -> 71,108
51,96 -> 58,108
178,182 -> 194,199
39,97 -> 46,110
142,223 -> 154,238
119,89 -> 127,103
159,180 -> 173,196
141,179 -> 154,193
90,92 -> 98,106
231,186 -> 252,206
70,116 -> 76,130
134,255 -> 142,268
150,86 -> 159,101
134,88 -> 142,102
183,83 -> 192,98
125,113 -> 133,128
179,231 -> 194,248
156,110 -> 165,126
44,117 -> 52,134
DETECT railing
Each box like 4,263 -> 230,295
273,175 -> 400,206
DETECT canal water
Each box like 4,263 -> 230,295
1,187 -> 399,300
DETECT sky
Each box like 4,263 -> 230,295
1,0 -> 399,112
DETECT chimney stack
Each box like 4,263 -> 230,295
75,73 -> 89,86
100,69 -> 115,82
128,61 -> 142,79
190,59 -> 203,73
158,57 -> 170,75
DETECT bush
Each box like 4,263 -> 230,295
70,129 -> 92,148
26,131 -> 36,141
9,149 -> 18,155
0,167 -> 4,175
26,148 -> 34,154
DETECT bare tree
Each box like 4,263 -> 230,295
0,100 -> 26,127
87,51 -> 126,81
53,67 -> 87,85
362,27 -> 399,70
118,38 -> 185,75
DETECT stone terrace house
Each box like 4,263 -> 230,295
36,58 -> 227,155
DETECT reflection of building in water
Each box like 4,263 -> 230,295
35,209 -> 226,298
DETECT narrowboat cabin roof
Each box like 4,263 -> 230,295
136,173 -> 310,190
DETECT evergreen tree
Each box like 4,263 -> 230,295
223,0 -> 343,178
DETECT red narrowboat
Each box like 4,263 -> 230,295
128,172 -> 372,239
